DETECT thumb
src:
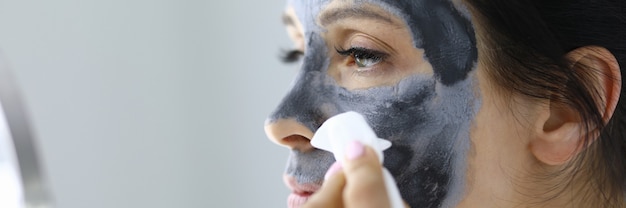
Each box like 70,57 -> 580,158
342,141 -> 391,208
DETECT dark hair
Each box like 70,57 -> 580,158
464,0 -> 626,206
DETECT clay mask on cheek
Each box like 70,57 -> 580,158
267,0 -> 479,208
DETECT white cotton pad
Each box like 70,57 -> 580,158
311,111 -> 391,163
311,111 -> 404,208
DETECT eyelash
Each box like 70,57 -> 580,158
280,49 -> 304,63
279,47 -> 389,69
335,46 -> 388,68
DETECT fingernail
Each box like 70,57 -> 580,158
346,140 -> 365,160
324,162 -> 342,180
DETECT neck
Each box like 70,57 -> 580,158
458,149 -> 624,207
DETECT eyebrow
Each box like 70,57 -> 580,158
318,7 -> 395,27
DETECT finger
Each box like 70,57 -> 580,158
302,162 -> 346,208
342,141 -> 391,208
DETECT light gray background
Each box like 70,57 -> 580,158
0,0 -> 294,207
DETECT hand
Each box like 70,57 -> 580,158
302,141 -> 409,208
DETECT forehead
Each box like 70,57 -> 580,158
287,0 -> 402,32
287,0 -> 471,30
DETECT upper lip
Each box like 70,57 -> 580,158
284,175 -> 321,196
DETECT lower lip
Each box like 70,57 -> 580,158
288,193 -> 311,208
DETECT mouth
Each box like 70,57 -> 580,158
284,175 -> 321,208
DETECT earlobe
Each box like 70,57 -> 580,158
530,46 -> 621,166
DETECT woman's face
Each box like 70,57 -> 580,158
265,0 -> 500,207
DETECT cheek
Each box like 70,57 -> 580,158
363,73 -> 481,206
469,69 -> 533,159
334,75 -> 437,137
465,69 -> 541,196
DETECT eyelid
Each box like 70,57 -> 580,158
334,46 -> 389,67
335,46 -> 387,57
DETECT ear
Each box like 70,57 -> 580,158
531,46 -> 622,166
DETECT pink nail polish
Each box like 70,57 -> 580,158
324,162 -> 342,180
346,140 -> 365,160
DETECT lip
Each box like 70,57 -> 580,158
284,175 -> 321,208
288,193 -> 311,208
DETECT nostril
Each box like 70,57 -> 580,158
282,135 -> 314,152
265,118 -> 315,151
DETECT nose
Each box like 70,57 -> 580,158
265,118 -> 315,152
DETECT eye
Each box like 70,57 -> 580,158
336,47 -> 388,68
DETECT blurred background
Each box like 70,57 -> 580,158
0,0 -> 295,207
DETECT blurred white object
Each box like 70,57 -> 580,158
0,53 -> 53,208
0,103 -> 24,208
311,111 -> 403,208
